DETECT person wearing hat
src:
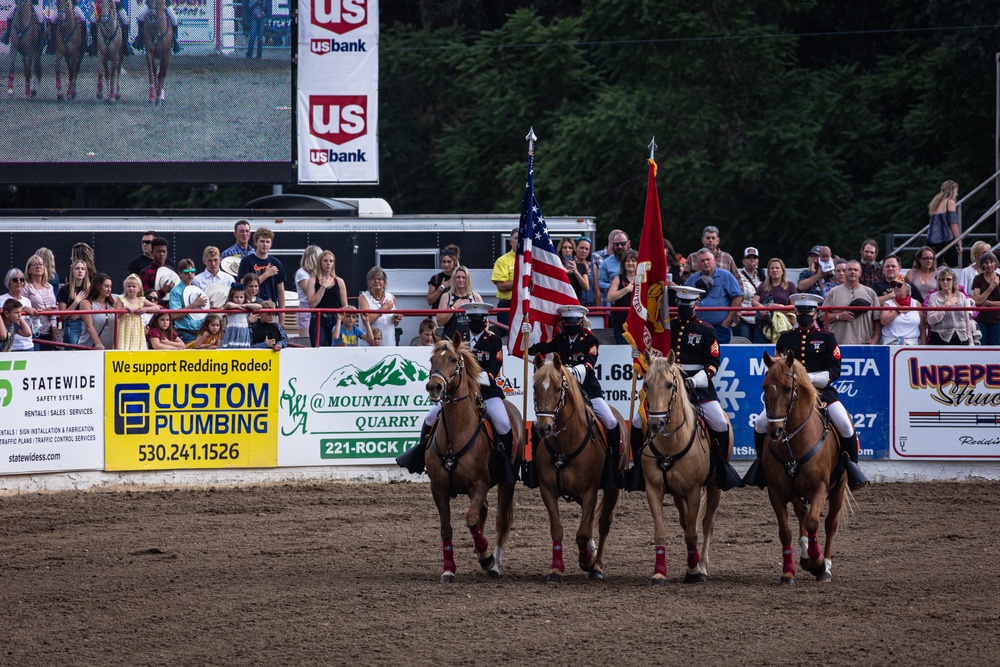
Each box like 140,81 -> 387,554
526,304 -> 623,489
823,260 -> 881,345
628,286 -> 744,492
734,247 -> 764,341
797,245 -> 834,297
397,303 -> 517,484
744,293 -> 869,491
193,246 -> 235,291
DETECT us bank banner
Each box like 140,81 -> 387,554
297,0 -> 379,184
892,348 -> 1000,459
104,351 -> 280,471
0,353 -> 104,474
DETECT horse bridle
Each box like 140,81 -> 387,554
533,372 -> 576,440
644,364 -> 686,443
429,350 -> 486,474
766,364 -> 824,479
534,370 -> 595,501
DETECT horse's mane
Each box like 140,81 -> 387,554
534,358 -> 585,410
767,353 -> 818,404
434,338 -> 482,398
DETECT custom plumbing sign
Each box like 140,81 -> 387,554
0,353 -> 104,474
278,346 -> 434,465
297,0 -> 379,183
892,347 -> 1000,459
104,351 -> 279,470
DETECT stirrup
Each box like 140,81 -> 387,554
742,458 -> 766,489
844,457 -> 868,491
520,460 -> 538,489
395,442 -> 426,475
623,464 -> 645,492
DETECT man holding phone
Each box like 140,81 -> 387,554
797,245 -> 834,297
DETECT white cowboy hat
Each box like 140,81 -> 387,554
183,285 -> 208,322
203,283 -> 230,309
220,255 -> 242,277
154,267 -> 181,293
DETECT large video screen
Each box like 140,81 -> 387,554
0,0 -> 293,184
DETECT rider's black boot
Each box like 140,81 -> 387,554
490,429 -> 518,486
602,424 -> 624,491
132,20 -> 144,51
0,21 -> 10,45
840,432 -> 868,491
521,426 -> 539,489
742,430 -> 767,489
171,24 -> 181,53
709,428 -> 745,491
44,24 -> 56,54
121,22 -> 134,56
395,421 -> 431,475
88,23 -> 98,57
624,424 -> 646,492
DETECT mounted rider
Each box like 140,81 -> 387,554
639,285 -> 744,491
132,0 -> 182,54
0,0 -> 50,50
86,0 -> 133,57
526,304 -> 623,488
397,302 -> 517,485
744,292 -> 869,491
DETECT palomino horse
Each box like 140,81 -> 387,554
761,350 -> 848,586
637,350 -> 724,586
424,333 -> 524,583
143,0 -> 171,104
6,0 -> 42,98
95,0 -> 124,102
54,0 -> 85,101
531,354 -> 625,584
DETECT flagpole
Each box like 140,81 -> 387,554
521,127 -> 537,464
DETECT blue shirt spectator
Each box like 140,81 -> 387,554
597,230 -> 629,306
684,249 -> 742,343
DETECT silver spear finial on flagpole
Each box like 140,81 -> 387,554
648,136 -> 657,161
526,127 -> 538,155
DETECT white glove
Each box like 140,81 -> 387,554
521,322 -> 532,334
687,370 -> 709,389
630,348 -> 640,360
570,364 -> 587,384
807,371 -> 830,389
477,371 -> 490,386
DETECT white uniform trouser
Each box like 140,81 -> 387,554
698,399 -> 729,432
424,395 -> 511,435
754,399 -> 854,438
591,397 -> 616,431
135,5 -> 178,25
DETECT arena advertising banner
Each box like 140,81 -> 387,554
719,345 -> 890,460
892,348 -> 1000,459
296,0 -> 379,184
0,353 -> 104,475
104,351 -> 279,471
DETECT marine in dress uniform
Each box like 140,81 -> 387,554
397,303 -> 516,483
527,305 -> 622,485
633,286 -> 743,491
744,293 -> 869,490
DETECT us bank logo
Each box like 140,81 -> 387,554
311,0 -> 367,35
115,383 -> 150,435
309,95 -> 367,145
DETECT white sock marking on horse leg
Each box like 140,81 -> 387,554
799,536 -> 809,561
492,546 -> 503,574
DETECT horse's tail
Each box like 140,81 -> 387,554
697,486 -> 708,523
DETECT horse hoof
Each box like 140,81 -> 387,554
588,569 -> 604,581
440,572 -> 456,584
808,564 -> 826,578
800,557 -> 809,570
97,93 -> 103,99
546,573 -> 564,586
816,571 -> 832,583
485,567 -> 500,579
478,555 -> 495,571
650,576 -> 667,587
779,576 -> 796,587
683,572 -> 707,584
57,94 -> 64,101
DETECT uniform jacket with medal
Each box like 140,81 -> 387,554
465,330 -> 504,400
529,329 -> 604,399
672,315 -> 721,402
775,324 -> 842,404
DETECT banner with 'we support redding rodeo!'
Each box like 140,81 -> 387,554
297,0 -> 379,184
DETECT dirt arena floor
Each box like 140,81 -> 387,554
1,479 -> 997,665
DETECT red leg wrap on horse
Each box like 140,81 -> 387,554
808,533 -> 821,561
687,545 -> 700,570
654,546 -> 667,577
782,545 -> 795,574
579,543 -> 594,566
442,541 -> 456,573
551,541 -> 565,573
470,526 -> 488,554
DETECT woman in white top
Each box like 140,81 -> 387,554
359,266 -> 402,347
0,269 -> 35,351
879,280 -> 924,345
21,254 -> 58,350
295,245 -> 323,338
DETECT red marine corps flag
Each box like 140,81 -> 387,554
622,144 -> 670,370
508,129 -> 581,358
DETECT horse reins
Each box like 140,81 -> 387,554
429,351 -> 487,488
534,370 -> 597,502
766,365 -> 829,482
642,364 -> 698,491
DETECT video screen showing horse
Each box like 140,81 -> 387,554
0,0 -> 292,183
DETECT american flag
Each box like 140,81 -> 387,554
507,153 -> 580,357
622,158 -> 671,371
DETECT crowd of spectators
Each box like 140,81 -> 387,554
3,217 -> 1000,353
